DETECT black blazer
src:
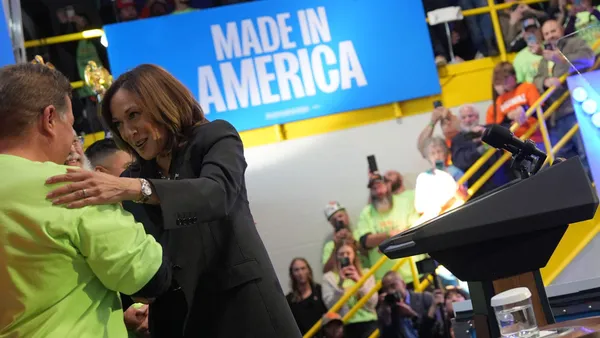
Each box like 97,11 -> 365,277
122,120 -> 301,338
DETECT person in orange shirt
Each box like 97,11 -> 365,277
486,61 -> 543,148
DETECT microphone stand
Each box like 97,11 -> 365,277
509,140 -> 547,179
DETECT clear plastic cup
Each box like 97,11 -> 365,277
491,287 -> 539,338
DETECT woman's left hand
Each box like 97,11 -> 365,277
46,168 -> 141,208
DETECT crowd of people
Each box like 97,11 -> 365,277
284,2 -> 599,337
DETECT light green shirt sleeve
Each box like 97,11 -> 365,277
73,205 -> 163,295
354,207 -> 374,241
322,240 -> 334,265
514,53 -> 526,83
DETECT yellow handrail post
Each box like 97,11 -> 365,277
487,0 -> 507,61
552,124 -> 580,155
408,257 -> 421,291
536,106 -> 554,165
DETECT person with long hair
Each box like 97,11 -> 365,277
486,61 -> 543,149
45,64 -> 300,338
322,239 -> 378,338
286,258 -> 328,336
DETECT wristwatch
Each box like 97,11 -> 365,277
135,178 -> 152,203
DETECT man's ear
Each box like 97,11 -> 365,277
95,166 -> 108,174
40,105 -> 59,137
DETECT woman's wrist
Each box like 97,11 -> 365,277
122,177 -> 143,201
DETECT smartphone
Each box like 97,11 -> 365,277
334,219 -> 345,232
339,256 -> 351,269
544,43 -> 554,51
433,100 -> 443,109
574,0 -> 582,5
525,34 -> 537,46
435,160 -> 444,170
367,155 -> 378,174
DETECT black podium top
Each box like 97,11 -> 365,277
379,157 -> 598,281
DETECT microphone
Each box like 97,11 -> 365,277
482,125 -> 540,154
482,124 -> 547,176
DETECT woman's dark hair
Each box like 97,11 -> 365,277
100,64 -> 207,160
288,258 -> 314,303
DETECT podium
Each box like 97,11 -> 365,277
380,157 -> 598,338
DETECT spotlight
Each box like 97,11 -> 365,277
592,112 -> 600,128
573,87 -> 588,102
582,99 -> 597,115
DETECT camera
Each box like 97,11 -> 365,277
334,219 -> 345,232
384,291 -> 402,305
464,130 -> 483,140
339,256 -> 351,269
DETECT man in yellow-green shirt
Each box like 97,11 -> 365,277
354,174 -> 420,282
0,63 -> 172,337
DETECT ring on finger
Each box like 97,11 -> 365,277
82,189 -> 87,198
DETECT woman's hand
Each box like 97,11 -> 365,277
341,266 -> 361,282
46,168 -> 142,208
507,106 -> 527,124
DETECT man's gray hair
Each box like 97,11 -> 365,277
458,104 -> 480,116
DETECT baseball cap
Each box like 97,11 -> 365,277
522,17 -> 540,32
324,201 -> 345,220
322,312 -> 343,326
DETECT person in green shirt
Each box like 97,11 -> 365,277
322,201 -> 370,273
514,17 -> 544,84
0,63 -> 172,337
354,173 -> 421,282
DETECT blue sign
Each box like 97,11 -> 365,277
104,0 -> 439,131
0,3 -> 14,67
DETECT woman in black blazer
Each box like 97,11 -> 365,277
46,64 -> 301,338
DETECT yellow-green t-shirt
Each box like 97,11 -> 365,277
329,271 -> 378,324
0,154 -> 163,337
574,7 -> 600,54
354,190 -> 421,282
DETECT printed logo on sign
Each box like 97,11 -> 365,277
198,7 -> 368,115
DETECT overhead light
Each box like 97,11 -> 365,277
582,99 -> 597,115
592,112 -> 600,128
572,87 -> 588,102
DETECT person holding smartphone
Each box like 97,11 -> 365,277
322,239 -> 378,338
322,202 -> 370,273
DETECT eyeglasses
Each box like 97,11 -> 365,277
73,136 -> 84,145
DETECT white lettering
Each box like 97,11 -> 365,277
273,52 -> 305,100
210,22 -> 242,61
240,19 -> 263,56
198,66 -> 227,114
339,41 -> 367,89
276,13 -> 296,49
297,48 -> 317,96
306,7 -> 331,44
254,55 -> 280,104
296,10 -> 312,46
257,16 -> 280,53
197,41 -> 368,113
311,45 -> 339,93
220,59 -> 262,110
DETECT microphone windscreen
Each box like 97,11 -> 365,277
482,124 -> 514,149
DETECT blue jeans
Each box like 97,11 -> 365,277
549,114 -> 590,176
457,0 -> 495,55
